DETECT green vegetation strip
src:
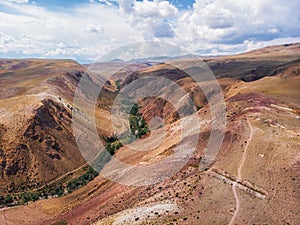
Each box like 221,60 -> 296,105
0,103 -> 149,208
0,166 -> 98,208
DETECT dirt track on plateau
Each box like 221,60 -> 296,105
229,119 -> 254,225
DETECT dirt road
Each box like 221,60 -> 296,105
229,119 -> 254,225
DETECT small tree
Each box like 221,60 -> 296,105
30,192 -> 40,202
4,195 -> 13,204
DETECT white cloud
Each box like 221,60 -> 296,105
269,28 -> 279,34
133,0 -> 178,18
119,0 -> 178,39
176,0 -> 300,46
86,24 -> 104,33
0,0 -> 299,61
90,0 -> 119,6
0,1 -> 142,61
6,0 -> 29,3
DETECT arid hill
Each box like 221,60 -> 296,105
0,59 -> 110,194
0,43 -> 299,225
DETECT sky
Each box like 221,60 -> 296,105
0,0 -> 300,62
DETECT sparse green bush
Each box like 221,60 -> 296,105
128,104 -> 149,138
19,192 -> 30,204
30,192 -> 39,202
51,222 -> 67,225
4,195 -> 13,204
0,195 -> 4,204
67,167 -> 98,193
105,136 -> 123,155
115,80 -> 121,93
